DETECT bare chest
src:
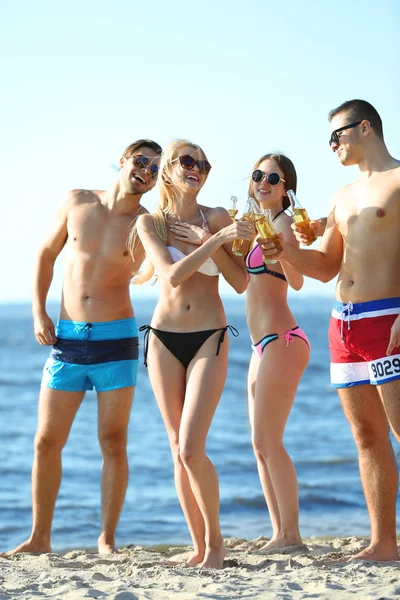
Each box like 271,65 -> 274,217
66,205 -> 133,264
336,177 -> 400,239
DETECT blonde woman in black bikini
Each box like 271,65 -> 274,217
136,139 -> 254,569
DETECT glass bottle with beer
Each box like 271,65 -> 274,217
286,189 -> 317,246
232,198 -> 256,257
228,196 -> 238,220
248,198 -> 282,264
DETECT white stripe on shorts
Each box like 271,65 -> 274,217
330,361 -> 370,388
331,307 -> 400,321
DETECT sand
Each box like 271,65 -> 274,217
1,536 -> 399,599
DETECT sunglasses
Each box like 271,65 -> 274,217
329,121 -> 362,147
251,170 -> 286,185
129,154 -> 159,179
172,154 -> 212,175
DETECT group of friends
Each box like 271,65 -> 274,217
1,98 -> 400,570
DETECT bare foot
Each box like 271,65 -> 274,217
256,536 -> 304,554
350,544 -> 400,562
0,539 -> 51,558
186,550 -> 205,566
167,549 -> 205,566
98,534 -> 116,555
200,544 -> 226,569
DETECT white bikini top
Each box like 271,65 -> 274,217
167,207 -> 220,277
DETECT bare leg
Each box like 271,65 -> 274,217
97,386 -> 134,554
339,384 -> 399,561
180,332 -> 229,569
0,387 -> 84,556
378,378 -> 400,443
248,353 -> 280,540
147,336 -> 206,566
250,338 -> 309,552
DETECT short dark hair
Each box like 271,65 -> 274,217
249,152 -> 297,212
328,100 -> 383,140
122,139 -> 162,157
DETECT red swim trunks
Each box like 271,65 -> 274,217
329,297 -> 400,388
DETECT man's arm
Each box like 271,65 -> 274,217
32,191 -> 76,344
261,204 -> 343,283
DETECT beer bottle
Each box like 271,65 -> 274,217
232,198 -> 256,256
228,196 -> 238,220
286,189 -> 317,246
248,199 -> 282,264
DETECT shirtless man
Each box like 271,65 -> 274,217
1,139 -> 162,556
260,99 -> 400,561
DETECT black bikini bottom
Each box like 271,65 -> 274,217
139,325 -> 239,369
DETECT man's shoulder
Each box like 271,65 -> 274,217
390,162 -> 400,182
65,189 -> 103,206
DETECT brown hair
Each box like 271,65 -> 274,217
249,152 -> 297,211
328,99 -> 384,140
122,139 -> 162,158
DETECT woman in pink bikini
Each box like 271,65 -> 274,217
135,139 -> 254,569
246,152 -> 310,552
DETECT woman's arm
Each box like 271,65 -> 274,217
170,207 -> 252,294
205,208 -> 251,294
137,213 -> 253,288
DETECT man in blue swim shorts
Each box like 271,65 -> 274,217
260,99 -> 400,562
1,139 -> 162,556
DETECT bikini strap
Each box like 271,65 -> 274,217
216,325 -> 239,356
264,267 -> 287,282
198,206 -> 210,232
139,325 -> 152,367
272,208 -> 286,222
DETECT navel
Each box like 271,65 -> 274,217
376,208 -> 385,218
123,250 -> 129,256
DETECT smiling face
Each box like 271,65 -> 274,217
119,146 -> 161,195
251,158 -> 287,211
329,112 -> 363,166
169,145 -> 210,194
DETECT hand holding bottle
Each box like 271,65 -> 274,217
257,231 -> 286,261
287,190 -> 317,246
291,217 -> 327,245
219,219 -> 256,245
248,199 -> 282,264
232,198 -> 256,256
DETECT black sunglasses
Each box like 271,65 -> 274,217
329,121 -> 362,147
251,170 -> 285,185
172,154 -> 212,175
130,154 -> 159,179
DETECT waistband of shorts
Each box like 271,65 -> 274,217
331,297 -> 400,320
56,318 -> 138,341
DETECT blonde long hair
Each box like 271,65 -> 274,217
131,139 -> 209,285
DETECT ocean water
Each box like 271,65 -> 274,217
0,296 -> 399,552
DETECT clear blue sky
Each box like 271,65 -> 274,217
1,0 -> 399,302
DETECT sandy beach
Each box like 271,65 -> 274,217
1,536 -> 399,599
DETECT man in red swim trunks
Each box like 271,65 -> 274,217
260,99 -> 400,562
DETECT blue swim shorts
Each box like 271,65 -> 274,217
41,318 -> 139,392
